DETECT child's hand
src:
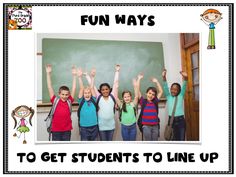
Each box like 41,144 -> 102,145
180,71 -> 188,80
137,73 -> 144,80
45,64 -> 52,73
90,68 -> 96,78
162,69 -> 167,78
77,68 -> 83,77
150,77 -> 159,83
72,66 -> 77,76
115,64 -> 121,72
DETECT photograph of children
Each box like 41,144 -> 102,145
36,33 -> 200,142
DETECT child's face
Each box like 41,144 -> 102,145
84,88 -> 92,101
16,107 -> 30,118
101,86 -> 110,97
123,93 -> 132,103
170,85 -> 180,96
59,90 -> 70,102
202,13 -> 222,23
146,90 -> 156,102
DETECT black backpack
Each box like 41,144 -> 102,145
137,98 -> 159,133
77,97 -> 98,127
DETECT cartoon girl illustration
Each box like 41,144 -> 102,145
200,9 -> 222,49
11,105 -> 34,144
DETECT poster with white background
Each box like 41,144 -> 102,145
1,0 -> 234,175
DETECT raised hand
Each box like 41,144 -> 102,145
72,65 -> 77,76
115,64 -> 121,72
90,68 -> 96,78
162,69 -> 167,81
137,73 -> 144,80
180,71 -> 188,80
45,64 -> 52,73
77,68 -> 83,77
150,77 -> 159,83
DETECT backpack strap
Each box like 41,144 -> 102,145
77,98 -> 86,126
97,94 -> 116,114
89,97 -> 99,112
66,99 -> 72,115
77,97 -> 98,127
137,99 -> 148,134
46,96 -> 60,141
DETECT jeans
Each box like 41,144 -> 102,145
171,115 -> 186,141
52,131 -> 71,141
121,123 -> 137,141
80,125 -> 98,141
99,129 -> 114,141
142,125 -> 159,141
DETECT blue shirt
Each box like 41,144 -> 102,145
78,96 -> 98,127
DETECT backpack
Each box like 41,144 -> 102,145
97,94 -> 117,113
119,102 -> 137,122
77,97 -> 98,127
44,97 -> 72,141
137,98 -> 159,133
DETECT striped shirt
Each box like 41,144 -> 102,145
139,97 -> 159,125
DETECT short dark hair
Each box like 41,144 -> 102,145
59,86 -> 70,93
146,87 -> 157,97
171,83 -> 181,95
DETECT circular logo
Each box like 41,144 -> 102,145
11,9 -> 31,27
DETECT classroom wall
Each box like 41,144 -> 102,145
36,33 -> 182,142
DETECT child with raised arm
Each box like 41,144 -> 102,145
137,73 -> 163,141
45,64 -> 76,141
115,78 -> 139,141
77,68 -> 98,141
162,69 -> 188,141
85,65 -> 120,141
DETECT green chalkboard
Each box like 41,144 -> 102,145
42,38 -> 165,103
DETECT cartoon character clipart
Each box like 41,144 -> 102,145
200,9 -> 222,49
8,19 -> 17,30
11,105 -> 34,144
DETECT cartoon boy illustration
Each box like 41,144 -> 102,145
12,105 -> 34,144
200,9 -> 222,49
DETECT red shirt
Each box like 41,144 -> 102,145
50,95 -> 74,132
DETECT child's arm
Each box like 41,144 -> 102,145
111,64 -> 120,98
84,71 -> 100,96
136,73 -> 144,99
71,66 -> 77,99
150,77 -> 163,99
162,69 -> 170,96
45,64 -> 55,99
114,80 -> 122,107
77,68 -> 84,99
132,78 -> 139,106
90,68 -> 97,98
180,71 -> 188,96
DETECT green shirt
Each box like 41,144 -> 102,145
120,102 -> 136,126
163,80 -> 187,116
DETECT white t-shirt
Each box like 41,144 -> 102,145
97,96 -> 115,131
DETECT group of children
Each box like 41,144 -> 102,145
45,64 -> 188,141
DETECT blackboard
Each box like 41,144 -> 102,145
42,38 -> 165,103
